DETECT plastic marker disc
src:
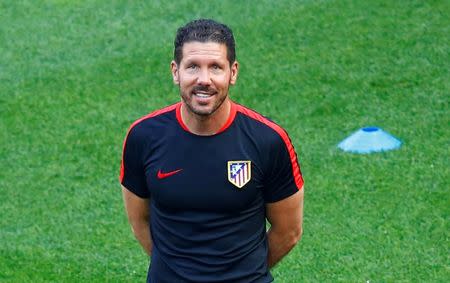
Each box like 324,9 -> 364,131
338,126 -> 402,154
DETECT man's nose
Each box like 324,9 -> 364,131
197,69 -> 211,85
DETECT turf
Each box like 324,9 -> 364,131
1,0 -> 448,282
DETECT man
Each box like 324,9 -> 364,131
120,19 -> 304,283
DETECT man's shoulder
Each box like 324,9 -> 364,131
127,103 -> 179,133
234,103 -> 290,141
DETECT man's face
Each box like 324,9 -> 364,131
171,41 -> 238,117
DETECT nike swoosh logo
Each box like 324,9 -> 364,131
157,169 -> 182,179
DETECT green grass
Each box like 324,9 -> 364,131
1,0 -> 448,282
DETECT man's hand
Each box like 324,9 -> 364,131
266,188 -> 304,268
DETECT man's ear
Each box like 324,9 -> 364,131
229,61 -> 239,85
170,61 -> 179,85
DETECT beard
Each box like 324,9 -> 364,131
180,86 -> 229,117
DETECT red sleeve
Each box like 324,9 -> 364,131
263,131 -> 304,203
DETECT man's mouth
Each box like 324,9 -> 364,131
193,91 -> 214,98
192,86 -> 217,98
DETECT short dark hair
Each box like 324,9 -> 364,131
174,19 -> 236,65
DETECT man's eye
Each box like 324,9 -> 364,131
212,65 -> 221,70
187,64 -> 197,69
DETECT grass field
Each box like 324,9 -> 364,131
1,0 -> 448,282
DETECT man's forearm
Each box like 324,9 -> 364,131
122,187 -> 153,256
266,226 -> 301,268
131,219 -> 153,256
265,190 -> 304,268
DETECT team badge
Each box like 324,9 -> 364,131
227,161 -> 252,188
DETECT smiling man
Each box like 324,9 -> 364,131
120,19 -> 304,283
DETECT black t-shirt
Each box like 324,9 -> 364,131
120,102 -> 303,283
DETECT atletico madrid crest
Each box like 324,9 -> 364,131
227,161 -> 252,188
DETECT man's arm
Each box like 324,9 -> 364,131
122,186 -> 152,256
266,188 -> 304,268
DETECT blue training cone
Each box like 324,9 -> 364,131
338,126 -> 402,154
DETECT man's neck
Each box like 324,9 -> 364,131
180,100 -> 231,136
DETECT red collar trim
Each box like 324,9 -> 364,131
175,103 -> 190,132
216,101 -> 236,134
175,101 -> 237,135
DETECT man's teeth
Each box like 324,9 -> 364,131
195,92 -> 212,98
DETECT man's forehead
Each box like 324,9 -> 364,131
181,41 -> 228,60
